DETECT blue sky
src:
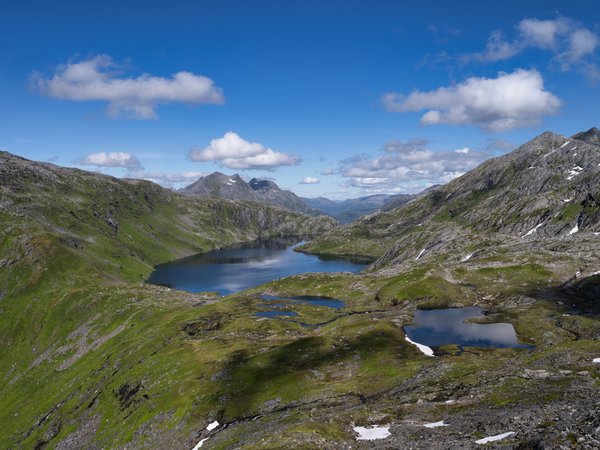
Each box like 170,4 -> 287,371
1,0 -> 600,199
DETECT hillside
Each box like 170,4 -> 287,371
0,151 -> 339,449
1,137 -> 600,449
300,129 -> 600,264
181,172 -> 316,215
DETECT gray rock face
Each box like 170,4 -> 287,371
181,172 -> 316,215
572,126 -> 600,147
304,128 -> 600,268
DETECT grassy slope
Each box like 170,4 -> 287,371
1,150 -> 599,449
0,153 -> 341,449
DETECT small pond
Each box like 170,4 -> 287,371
255,295 -> 346,320
147,238 -> 366,295
404,307 -> 533,349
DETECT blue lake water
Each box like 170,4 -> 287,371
404,307 -> 532,349
147,239 -> 366,295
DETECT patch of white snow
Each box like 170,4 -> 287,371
560,141 -> 570,148
206,421 -> 219,431
192,438 -> 209,450
475,432 -> 515,444
568,225 -> 579,236
461,254 -> 474,262
415,249 -> 426,260
353,425 -> 391,441
567,165 -> 583,180
445,399 -> 455,404
423,421 -> 448,428
523,223 -> 543,237
405,335 -> 434,357
563,198 -> 573,203
229,178 -> 237,183
593,358 -> 600,363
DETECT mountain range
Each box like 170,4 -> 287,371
181,172 -> 317,215
181,172 -> 433,223
301,127 -> 600,265
1,128 -> 600,449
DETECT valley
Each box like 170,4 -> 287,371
1,129 -> 600,449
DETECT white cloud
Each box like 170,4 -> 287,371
461,31 -> 523,63
189,132 -> 299,170
300,177 -> 320,184
462,17 -> 599,74
382,69 -> 561,132
340,139 -> 492,193
79,151 -> 143,170
137,171 -> 205,184
32,55 -> 224,119
558,28 -> 599,68
518,17 -> 573,49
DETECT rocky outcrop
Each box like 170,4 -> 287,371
181,172 -> 318,215
302,128 -> 600,267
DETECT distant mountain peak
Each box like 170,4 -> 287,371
572,127 -> 600,147
181,172 -> 317,215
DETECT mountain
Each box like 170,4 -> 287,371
303,194 -> 393,223
572,126 -> 600,147
181,172 -> 316,215
0,151 -> 340,449
303,192 -> 427,223
2,133 -> 600,450
300,128 -> 600,264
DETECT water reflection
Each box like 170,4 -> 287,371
147,238 -> 366,295
404,307 -> 532,349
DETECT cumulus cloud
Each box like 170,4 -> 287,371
518,17 -> 573,49
32,55 -> 224,119
340,139 -> 493,193
189,132 -> 300,170
300,177 -> 320,184
460,17 -> 599,72
382,69 -> 561,131
78,151 -> 143,170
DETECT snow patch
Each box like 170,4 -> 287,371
475,432 -> 515,444
405,334 -> 434,356
353,425 -> 391,441
206,421 -> 219,431
560,141 -> 570,148
226,182 -> 233,186
461,254 -> 474,262
567,165 -> 583,180
423,421 -> 448,428
445,399 -> 455,404
568,225 -> 579,236
191,438 -> 209,450
415,249 -> 426,260
523,223 -> 543,237
563,198 -> 573,203
228,178 -> 237,183
593,358 -> 600,363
